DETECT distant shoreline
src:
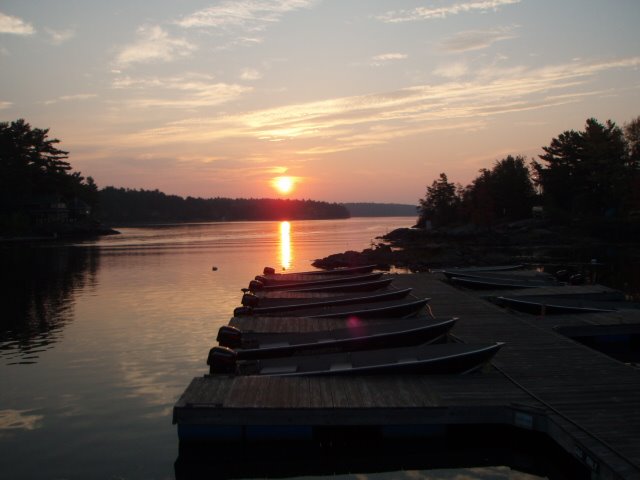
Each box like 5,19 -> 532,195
0,215 -> 415,242
107,214 -> 415,227
0,224 -> 120,243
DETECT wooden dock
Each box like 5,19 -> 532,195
173,273 -> 640,479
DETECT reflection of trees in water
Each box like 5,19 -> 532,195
0,246 -> 99,363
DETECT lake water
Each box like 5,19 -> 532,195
0,218 -> 582,479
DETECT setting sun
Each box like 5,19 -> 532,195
272,176 -> 295,195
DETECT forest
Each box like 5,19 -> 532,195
98,187 -> 349,224
416,116 -> 640,231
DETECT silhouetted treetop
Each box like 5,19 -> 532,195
416,116 -> 640,231
417,173 -> 459,228
533,117 -> 632,218
1,119 -> 99,235
624,116 -> 640,170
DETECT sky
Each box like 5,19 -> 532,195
1,0 -> 639,204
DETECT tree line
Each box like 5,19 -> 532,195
98,187 -> 349,224
0,118 -> 348,235
4,116 -> 639,235
417,116 -> 640,229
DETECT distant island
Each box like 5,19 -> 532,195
99,187 -> 349,225
341,203 -> 417,217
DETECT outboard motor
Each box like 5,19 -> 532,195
207,346 -> 238,374
569,273 -> 585,285
263,267 -> 276,275
233,306 -> 253,316
248,280 -> 264,291
241,292 -> 260,307
216,325 -> 243,348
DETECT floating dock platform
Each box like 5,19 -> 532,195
173,273 -> 640,479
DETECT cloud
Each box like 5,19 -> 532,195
370,53 -> 408,67
0,101 -> 12,110
176,0 -> 317,32
0,12 -> 35,35
127,56 -> 640,155
440,26 -> 518,52
115,25 -> 196,67
45,28 -> 75,45
434,62 -> 470,79
43,94 -> 97,105
240,68 -> 263,81
111,73 -> 252,108
112,72 -> 217,89
378,0 -> 521,23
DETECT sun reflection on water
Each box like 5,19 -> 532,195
279,221 -> 292,271
0,409 -> 44,432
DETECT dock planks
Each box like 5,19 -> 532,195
174,273 -> 640,479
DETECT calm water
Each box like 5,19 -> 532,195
0,218 -> 578,479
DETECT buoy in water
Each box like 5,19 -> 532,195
212,266 -> 218,271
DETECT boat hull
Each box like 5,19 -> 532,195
262,264 -> 377,277
235,297 -> 430,319
240,287 -> 413,311
449,276 -> 558,290
251,277 -> 394,294
211,317 -> 457,362
210,342 -> 504,377
249,272 -> 385,291
434,264 -> 524,274
494,295 -> 635,315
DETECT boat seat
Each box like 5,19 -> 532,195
396,357 -> 418,364
260,365 -> 298,375
260,342 -> 290,348
329,362 -> 352,371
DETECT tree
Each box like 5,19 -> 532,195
458,156 -> 535,226
532,128 -> 583,216
0,119 -> 99,232
461,168 -> 496,227
488,155 -> 536,220
624,116 -> 640,170
534,118 -> 630,219
417,173 -> 460,228
623,116 -> 640,212
0,119 -> 71,202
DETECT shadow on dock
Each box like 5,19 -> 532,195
175,424 -> 588,479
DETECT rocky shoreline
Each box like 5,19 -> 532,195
313,218 -> 639,273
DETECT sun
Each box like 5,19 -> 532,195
272,176 -> 295,195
